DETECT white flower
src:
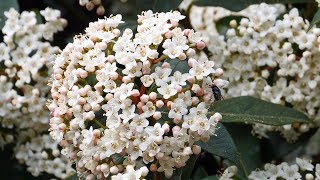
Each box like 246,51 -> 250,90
296,158 -> 314,171
157,83 -> 177,99
168,99 -> 188,120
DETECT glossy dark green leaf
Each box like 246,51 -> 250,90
196,123 -> 239,166
0,0 -> 19,29
224,124 -> 262,179
309,9 -> 320,30
201,175 -> 219,180
197,123 -> 263,179
210,96 -> 310,126
262,128 -> 318,160
193,167 -> 208,180
192,0 -> 314,11
133,0 -> 182,12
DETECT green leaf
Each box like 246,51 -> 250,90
196,123 -> 239,165
215,16 -> 244,35
197,123 -> 262,179
201,175 -> 219,180
262,128 -> 318,160
152,0 -> 183,12
133,0 -> 183,12
192,0 -> 314,11
225,124 -> 262,179
0,0 -> 19,29
65,174 -> 78,180
193,167 -> 208,180
210,96 -> 310,126
309,9 -> 320,30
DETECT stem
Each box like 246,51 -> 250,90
153,171 -> 160,180
151,55 -> 168,64
94,119 -> 106,129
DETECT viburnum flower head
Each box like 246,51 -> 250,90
49,10 -> 225,179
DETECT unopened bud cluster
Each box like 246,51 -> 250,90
49,10 -> 225,178
79,0 -> 105,15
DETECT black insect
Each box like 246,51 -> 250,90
211,85 -> 224,101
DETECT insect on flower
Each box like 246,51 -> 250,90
211,85 -> 224,101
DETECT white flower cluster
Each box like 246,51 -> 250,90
190,3 -> 320,141
15,134 -> 75,178
0,8 -> 72,178
186,3 -> 285,36
0,8 -> 66,145
79,0 -> 105,15
49,10 -> 225,178
249,158 -> 320,180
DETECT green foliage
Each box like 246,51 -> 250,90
192,0 -> 315,11
262,128 -> 318,160
215,16 -> 244,35
197,123 -> 261,179
130,0 -> 183,12
193,167 -> 208,180
309,8 -> 320,30
210,96 -> 310,125
224,124 -> 262,179
196,123 -> 239,165
0,0 -> 19,29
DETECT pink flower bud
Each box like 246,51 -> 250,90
186,48 -> 196,57
78,97 -> 86,105
112,29 -> 121,37
105,93 -> 113,100
122,76 -> 131,83
184,29 -> 191,36
156,100 -> 164,108
170,20 -> 178,27
203,94 -> 211,102
172,126 -> 181,133
162,62 -> 170,68
153,111 -> 162,120
165,31 -> 172,39
140,94 -> 149,102
156,152 -> 164,159
175,85 -> 182,92
83,103 -> 92,111
96,165 -> 101,172
178,53 -> 187,60
162,123 -> 170,133
106,55 -> 115,63
93,154 -> 100,161
131,89 -> 140,97
192,97 -> 199,105
192,145 -> 202,155
214,68 -> 224,77
187,76 -> 195,83
149,92 -> 157,100
100,164 -> 109,173
110,166 -> 119,174
93,129 -> 101,137
183,147 -> 192,155
173,118 -> 181,124
137,102 -> 144,109
58,123 -> 67,131
196,41 -> 206,50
